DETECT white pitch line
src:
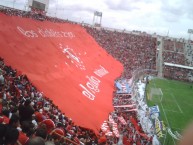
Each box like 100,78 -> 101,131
161,103 -> 173,145
171,93 -> 183,113
163,129 -> 167,145
183,102 -> 193,108
164,109 -> 181,113
159,88 -> 163,96
160,103 -> 170,128
160,103 -> 176,145
152,79 -> 176,145
172,127 -> 183,131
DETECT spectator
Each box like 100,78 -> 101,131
27,136 -> 45,145
45,141 -> 55,145
0,123 -> 19,145
35,127 -> 48,140
19,99 -> 35,123
0,6 -> 163,144
9,114 -> 20,128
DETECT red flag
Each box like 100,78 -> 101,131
0,13 -> 123,132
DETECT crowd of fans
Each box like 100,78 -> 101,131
0,58 -> 154,145
163,40 -> 193,81
83,25 -> 159,143
112,93 -> 153,145
85,27 -> 157,79
163,39 -> 184,52
134,81 -> 153,136
163,40 -> 185,65
0,6 -> 156,145
0,6 -> 77,24
0,59 -> 153,145
113,95 -> 133,106
163,66 -> 192,82
185,44 -> 193,67
88,30 -> 193,83
0,57 -> 100,145
1,4 -> 192,145
163,52 -> 185,65
1,4 -> 192,83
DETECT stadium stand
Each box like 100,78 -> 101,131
0,5 -> 76,23
0,56 -> 153,144
85,27 -> 157,79
0,7 -> 155,144
163,39 -> 193,81
1,5 -> 191,145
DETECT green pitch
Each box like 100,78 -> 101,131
146,78 -> 193,145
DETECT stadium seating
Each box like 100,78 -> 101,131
0,6 -> 191,145
85,26 -> 157,79
163,39 -> 193,81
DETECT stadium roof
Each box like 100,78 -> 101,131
164,62 -> 193,70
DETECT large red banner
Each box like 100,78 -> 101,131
0,13 -> 123,132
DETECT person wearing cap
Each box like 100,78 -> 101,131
35,127 -> 48,140
39,119 -> 55,134
0,124 -> 19,145
34,110 -> 46,123
0,109 -> 10,124
26,136 -> 45,145
17,131 -> 29,145
50,127 -> 65,141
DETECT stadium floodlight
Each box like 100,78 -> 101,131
13,0 -> 16,8
28,0 -> 49,13
94,11 -> 102,17
93,11 -> 103,27
188,29 -> 193,34
188,29 -> 193,40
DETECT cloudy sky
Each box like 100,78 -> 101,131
1,0 -> 193,39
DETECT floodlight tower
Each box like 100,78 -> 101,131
188,29 -> 193,41
28,0 -> 49,14
13,0 -> 16,8
24,0 -> 29,11
93,11 -> 102,27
